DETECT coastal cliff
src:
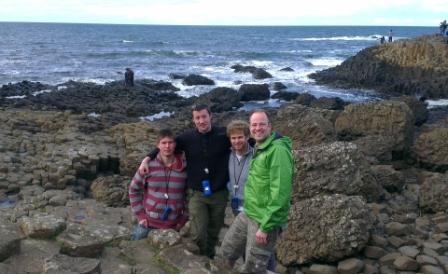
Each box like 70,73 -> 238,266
310,35 -> 448,98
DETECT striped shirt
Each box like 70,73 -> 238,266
129,153 -> 187,229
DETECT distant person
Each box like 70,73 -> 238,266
129,129 -> 188,240
388,29 -> 393,42
380,36 -> 386,44
125,68 -> 134,87
440,20 -> 447,36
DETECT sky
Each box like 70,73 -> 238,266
1,0 -> 447,26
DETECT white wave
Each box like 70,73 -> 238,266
289,35 -> 383,41
282,49 -> 313,53
122,40 -> 134,43
140,111 -> 173,121
426,99 -> 448,109
87,112 -> 101,118
32,89 -> 52,96
5,95 -> 26,99
57,85 -> 67,90
306,58 -> 344,67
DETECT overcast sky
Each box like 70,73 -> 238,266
1,0 -> 446,26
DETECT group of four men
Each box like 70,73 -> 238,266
128,104 -> 293,274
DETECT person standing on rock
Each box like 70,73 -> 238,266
124,68 -> 134,87
139,104 -> 230,258
220,109 -> 293,274
388,29 -> 393,43
129,128 -> 188,240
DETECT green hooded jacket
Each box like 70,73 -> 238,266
243,132 -> 293,232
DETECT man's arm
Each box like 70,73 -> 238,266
129,165 -> 149,225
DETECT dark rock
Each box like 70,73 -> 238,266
364,246 -> 387,259
182,74 -> 215,86
238,84 -> 270,101
231,64 -> 257,73
271,91 -> 299,101
138,79 -> 180,91
0,80 -> 51,97
295,93 -> 317,106
293,142 -> 381,202
194,87 -> 242,112
168,73 -> 187,80
393,256 -> 419,271
43,254 -> 101,274
277,194 -> 373,265
272,82 -> 288,91
413,128 -> 448,172
380,252 -> 402,266
0,222 -> 22,262
280,67 -> 294,72
310,97 -> 346,110
385,222 -> 410,236
309,35 -> 448,99
391,96 -> 428,126
371,165 -> 405,193
252,68 -> 272,79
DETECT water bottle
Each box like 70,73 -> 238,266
202,180 -> 212,197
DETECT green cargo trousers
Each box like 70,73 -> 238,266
188,189 -> 228,258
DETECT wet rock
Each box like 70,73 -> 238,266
280,67 -> 294,71
277,194 -> 373,265
43,253 -> 100,274
0,221 -> 22,262
182,74 -> 215,86
252,68 -> 272,79
274,105 -> 336,150
335,101 -> 414,152
168,73 -> 187,80
238,83 -> 270,101
231,64 -> 257,73
419,173 -> 448,213
19,213 -> 66,238
293,142 -> 381,202
337,258 -> 365,274
272,82 -> 288,91
90,175 -> 129,207
271,91 -> 299,101
194,87 -> 242,112
139,79 -> 180,91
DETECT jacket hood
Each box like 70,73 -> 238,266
258,132 -> 292,151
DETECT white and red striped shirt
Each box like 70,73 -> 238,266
129,153 -> 187,229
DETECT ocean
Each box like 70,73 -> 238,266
0,22 -> 438,104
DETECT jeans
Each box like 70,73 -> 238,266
131,224 -> 153,240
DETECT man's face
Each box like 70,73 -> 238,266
230,132 -> 249,153
157,137 -> 176,158
192,109 -> 212,133
250,112 -> 272,144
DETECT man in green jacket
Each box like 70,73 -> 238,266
220,109 -> 293,274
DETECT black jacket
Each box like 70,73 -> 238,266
177,126 -> 230,192
149,126 -> 231,192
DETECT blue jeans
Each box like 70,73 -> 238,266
131,225 -> 153,240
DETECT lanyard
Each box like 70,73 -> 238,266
232,154 -> 247,196
164,167 -> 172,205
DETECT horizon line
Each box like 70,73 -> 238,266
0,20 -> 436,28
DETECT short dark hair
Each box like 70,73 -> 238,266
191,103 -> 211,115
227,120 -> 250,137
156,128 -> 175,143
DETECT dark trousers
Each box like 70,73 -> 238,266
188,189 -> 228,258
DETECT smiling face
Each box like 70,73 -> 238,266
250,111 -> 272,145
192,109 -> 212,133
230,131 -> 249,155
156,136 -> 176,158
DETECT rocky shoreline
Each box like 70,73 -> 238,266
1,36 -> 448,274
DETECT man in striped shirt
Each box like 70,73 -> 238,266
129,129 -> 188,240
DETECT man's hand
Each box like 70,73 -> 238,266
138,157 -> 150,175
255,229 -> 268,245
138,219 -> 148,228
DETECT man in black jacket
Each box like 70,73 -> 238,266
139,104 -> 230,258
